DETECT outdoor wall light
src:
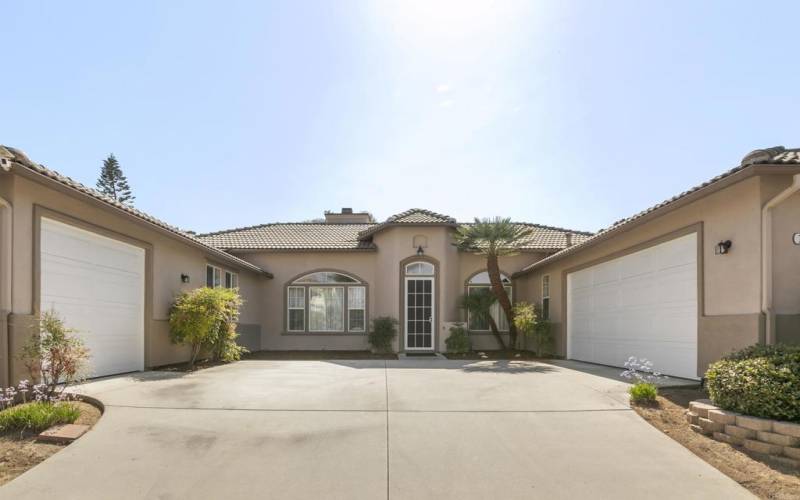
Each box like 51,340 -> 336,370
715,240 -> 732,255
417,245 -> 425,256
181,273 -> 190,283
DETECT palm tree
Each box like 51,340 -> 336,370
460,289 -> 505,350
453,217 -> 532,349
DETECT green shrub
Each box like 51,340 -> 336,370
706,343 -> 800,422
19,310 -> 90,395
445,324 -> 471,354
169,287 -> 246,369
369,317 -> 398,353
513,302 -> 552,356
629,381 -> 658,404
0,402 -> 80,433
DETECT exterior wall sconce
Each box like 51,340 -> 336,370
793,233 -> 800,245
417,245 -> 424,256
715,240 -> 732,255
181,273 -> 190,283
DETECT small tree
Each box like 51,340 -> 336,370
96,153 -> 135,204
169,287 -> 245,369
19,310 -> 91,397
460,289 -> 505,350
453,218 -> 532,349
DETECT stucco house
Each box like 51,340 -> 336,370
1,144 -> 798,385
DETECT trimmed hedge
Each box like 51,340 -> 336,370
705,344 -> 800,422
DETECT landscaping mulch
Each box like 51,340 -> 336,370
443,350 -> 556,360
0,401 -> 101,486
633,387 -> 800,499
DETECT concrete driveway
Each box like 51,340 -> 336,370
0,358 -> 751,500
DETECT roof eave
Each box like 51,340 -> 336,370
9,162 -> 273,278
513,163 -> 800,277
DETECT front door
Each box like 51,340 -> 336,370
405,277 -> 434,350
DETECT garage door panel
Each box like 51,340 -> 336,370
41,218 -> 145,378
567,233 -> 698,379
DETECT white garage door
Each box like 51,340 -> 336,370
566,233 -> 698,379
40,218 -> 145,378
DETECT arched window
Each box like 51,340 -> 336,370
405,261 -> 434,276
467,271 -> 512,332
287,271 -> 366,333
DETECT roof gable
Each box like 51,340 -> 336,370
357,208 -> 457,239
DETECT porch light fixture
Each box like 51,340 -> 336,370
417,245 -> 424,256
715,240 -> 732,255
181,273 -> 190,283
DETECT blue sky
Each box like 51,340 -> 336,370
3,1 -> 799,233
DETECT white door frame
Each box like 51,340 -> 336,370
404,276 -> 435,351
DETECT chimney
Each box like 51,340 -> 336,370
324,208 -> 375,224
565,232 -> 574,247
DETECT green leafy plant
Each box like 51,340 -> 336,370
445,324 -> 471,354
706,343 -> 800,422
369,316 -> 398,353
453,217 -> 533,349
169,287 -> 246,369
629,381 -> 658,404
513,302 -> 553,355
0,401 -> 80,433
19,310 -> 90,396
459,290 -> 505,350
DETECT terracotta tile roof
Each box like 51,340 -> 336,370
356,208 -> 457,239
511,223 -> 593,250
198,217 -> 591,252
517,146 -> 800,275
198,223 -> 378,251
0,146 -> 271,276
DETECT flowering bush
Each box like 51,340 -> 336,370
621,357 -> 666,405
19,310 -> 90,397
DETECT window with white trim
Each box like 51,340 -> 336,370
542,274 -> 550,320
206,265 -> 221,288
287,287 -> 306,331
225,271 -> 239,289
286,271 -> 366,333
466,272 -> 511,331
348,286 -> 366,331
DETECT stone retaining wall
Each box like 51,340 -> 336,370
686,399 -> 800,468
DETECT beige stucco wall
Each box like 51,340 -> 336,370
770,189 -> 800,344
232,225 -> 547,352
516,175 -> 786,377
0,171 -> 266,384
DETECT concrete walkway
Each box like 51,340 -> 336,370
0,359 -> 750,500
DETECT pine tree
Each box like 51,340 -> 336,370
96,154 -> 135,204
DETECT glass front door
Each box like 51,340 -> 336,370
405,277 -> 434,350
